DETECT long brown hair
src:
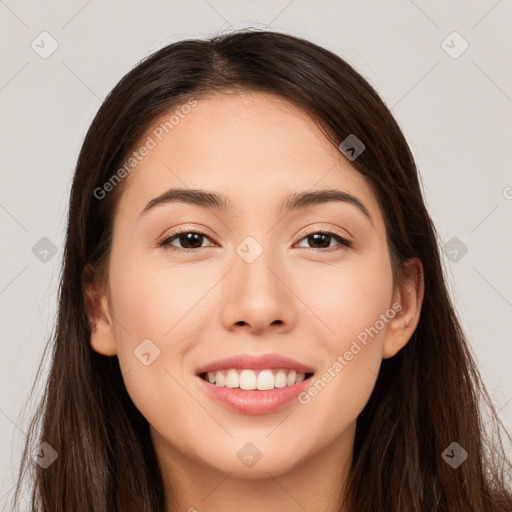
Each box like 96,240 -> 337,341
8,28 -> 512,512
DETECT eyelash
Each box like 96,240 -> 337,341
157,227 -> 353,253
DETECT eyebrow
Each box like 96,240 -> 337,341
139,187 -> 372,222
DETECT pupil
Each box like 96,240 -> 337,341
181,233 -> 202,249
310,233 -> 330,248
178,233 -> 332,250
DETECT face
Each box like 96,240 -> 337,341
89,91 -> 415,479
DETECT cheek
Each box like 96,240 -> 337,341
108,251 -> 215,347
335,269 -> 393,343
292,251 -> 393,434
106,254 -> 209,443
297,250 -> 394,347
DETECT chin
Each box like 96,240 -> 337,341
200,445 -> 307,479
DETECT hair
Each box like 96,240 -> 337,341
8,28 -> 512,512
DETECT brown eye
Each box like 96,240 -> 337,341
158,230 -> 215,252
295,231 -> 352,251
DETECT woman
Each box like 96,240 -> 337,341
10,29 -> 512,511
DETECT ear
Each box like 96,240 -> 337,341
82,263 -> 117,356
382,257 -> 424,359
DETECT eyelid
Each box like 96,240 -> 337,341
157,225 -> 218,248
158,224 -> 216,240
158,224 -> 354,253
293,224 -> 352,245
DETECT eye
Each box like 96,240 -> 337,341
157,228 -> 353,253
295,231 -> 352,251
157,229 -> 216,252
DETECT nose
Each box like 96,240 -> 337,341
220,250 -> 297,335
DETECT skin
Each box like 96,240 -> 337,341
85,91 -> 424,512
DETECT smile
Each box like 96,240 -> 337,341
199,368 -> 312,390
195,353 -> 315,415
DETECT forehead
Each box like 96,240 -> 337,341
116,91 -> 381,224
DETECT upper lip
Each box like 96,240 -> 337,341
195,353 -> 315,375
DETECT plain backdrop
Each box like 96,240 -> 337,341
1,0 -> 511,506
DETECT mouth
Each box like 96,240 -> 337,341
194,353 -> 315,415
198,368 -> 314,390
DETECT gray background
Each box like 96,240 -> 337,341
1,0 -> 511,505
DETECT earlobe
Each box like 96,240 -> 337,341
382,258 -> 424,359
82,264 -> 118,356
89,296 -> 118,356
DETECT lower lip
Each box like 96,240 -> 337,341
196,375 -> 313,415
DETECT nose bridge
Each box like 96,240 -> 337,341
220,233 -> 296,331
233,233 -> 283,300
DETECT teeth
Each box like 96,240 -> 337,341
215,371 -> 225,386
225,369 -> 239,388
274,370 -> 287,388
204,369 -> 308,389
256,369 -> 274,390
240,369 -> 257,390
